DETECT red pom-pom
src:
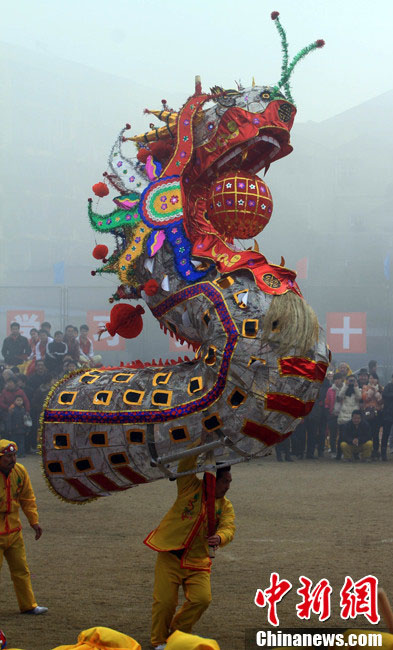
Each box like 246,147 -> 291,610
149,141 -> 174,163
109,297 -> 114,303
91,271 -> 96,276
316,39 -> 325,48
92,182 -> 109,197
137,148 -> 150,163
92,244 -> 109,260
143,108 -> 151,114
143,279 -> 159,296
161,99 -> 167,105
88,198 -> 92,203
125,123 -> 131,129
271,11 -> 279,19
105,303 -> 145,339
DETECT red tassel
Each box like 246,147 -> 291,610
271,11 -> 279,19
316,39 -> 325,47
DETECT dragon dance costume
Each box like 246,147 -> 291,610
144,448 -> 235,646
0,440 -> 39,612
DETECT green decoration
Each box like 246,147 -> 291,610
271,12 -> 325,105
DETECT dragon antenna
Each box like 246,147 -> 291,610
271,10 -> 325,105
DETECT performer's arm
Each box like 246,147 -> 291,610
176,439 -> 203,494
19,469 -> 39,527
216,499 -> 236,547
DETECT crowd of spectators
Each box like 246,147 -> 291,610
0,321 -> 102,455
275,360 -> 393,463
1,321 -> 392,465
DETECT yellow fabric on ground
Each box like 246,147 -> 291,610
51,625 -> 141,649
166,629 -> 220,649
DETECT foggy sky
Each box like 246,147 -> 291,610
2,0 -> 393,123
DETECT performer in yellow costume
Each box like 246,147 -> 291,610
144,444 -> 235,649
0,439 -> 47,614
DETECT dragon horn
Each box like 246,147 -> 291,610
270,11 -> 292,101
271,10 -> 325,105
281,39 -> 325,90
126,111 -> 178,144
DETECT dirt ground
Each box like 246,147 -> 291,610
1,453 -> 392,650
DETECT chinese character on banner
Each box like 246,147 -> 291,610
7,310 -> 45,338
296,576 -> 332,622
340,575 -> 380,625
254,572 -> 293,626
326,312 -> 367,354
86,311 -> 125,351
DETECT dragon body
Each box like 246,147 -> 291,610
40,14 -> 329,503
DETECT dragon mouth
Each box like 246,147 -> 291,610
204,132 -> 283,180
186,100 -> 296,193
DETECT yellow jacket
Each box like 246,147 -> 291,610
144,452 -> 235,571
0,463 -> 39,535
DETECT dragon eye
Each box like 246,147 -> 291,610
261,92 -> 271,100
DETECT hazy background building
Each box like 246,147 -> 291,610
1,33 -> 393,375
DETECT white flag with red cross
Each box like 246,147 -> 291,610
326,312 -> 367,354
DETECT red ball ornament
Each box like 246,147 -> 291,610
92,244 -> 109,260
206,171 -> 273,239
105,303 -> 145,339
92,182 -> 109,197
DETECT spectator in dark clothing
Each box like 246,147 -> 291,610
26,360 -> 50,447
16,374 -> 28,394
1,323 -> 31,367
26,360 -> 50,399
35,329 -> 51,362
45,331 -> 68,376
6,396 -> 30,456
64,325 -> 80,363
368,360 -> 379,382
29,328 -> 39,350
0,379 -> 30,433
356,368 -> 369,389
341,410 -> 372,461
325,372 -> 344,454
275,437 -> 293,462
30,376 -> 54,450
41,322 -> 52,337
381,376 -> 393,461
0,379 -> 30,414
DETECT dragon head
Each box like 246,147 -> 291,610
88,12 -> 324,313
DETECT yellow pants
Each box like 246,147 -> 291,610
151,552 -> 212,647
341,440 -> 373,460
0,530 -> 37,612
